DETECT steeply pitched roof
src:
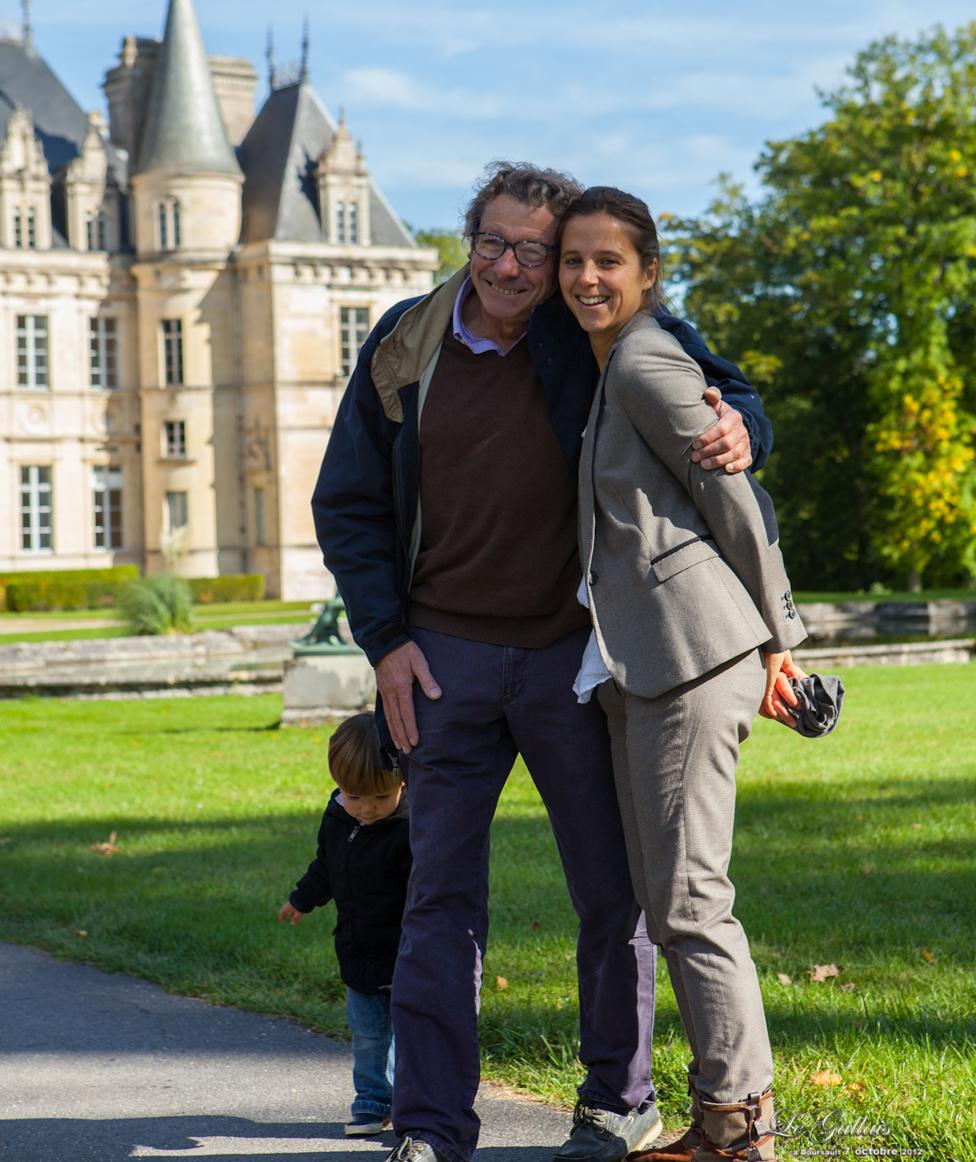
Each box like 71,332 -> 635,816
134,0 -> 240,179
0,37 -> 121,176
238,80 -> 415,248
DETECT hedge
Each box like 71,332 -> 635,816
2,566 -> 140,612
2,568 -> 265,611
187,574 -> 265,604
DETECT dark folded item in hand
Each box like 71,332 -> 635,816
787,673 -> 845,737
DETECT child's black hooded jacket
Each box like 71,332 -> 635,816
289,788 -> 410,994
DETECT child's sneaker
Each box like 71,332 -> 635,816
345,1114 -> 393,1137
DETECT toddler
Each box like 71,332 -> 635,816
279,711 -> 410,1135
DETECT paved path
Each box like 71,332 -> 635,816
0,942 -> 569,1162
0,617 -> 117,635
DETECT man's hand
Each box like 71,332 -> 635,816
375,640 -> 442,755
691,387 -> 752,473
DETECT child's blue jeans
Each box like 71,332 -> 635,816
347,986 -> 394,1118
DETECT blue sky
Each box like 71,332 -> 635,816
5,1 -> 975,231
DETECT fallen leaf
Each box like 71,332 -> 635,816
810,1070 -> 843,1087
839,982 -> 856,992
861,863 -> 873,875
847,1081 -> 866,1095
810,963 -> 841,983
911,822 -> 922,831
75,930 -> 89,939
777,973 -> 792,986
495,976 -> 509,991
920,950 -> 936,964
531,921 -> 541,931
91,831 -> 119,857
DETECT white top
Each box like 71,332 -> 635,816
573,578 -> 611,703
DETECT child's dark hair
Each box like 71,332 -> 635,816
328,712 -> 401,794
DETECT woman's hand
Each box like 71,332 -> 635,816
760,650 -> 808,727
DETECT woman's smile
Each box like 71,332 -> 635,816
559,212 -> 656,363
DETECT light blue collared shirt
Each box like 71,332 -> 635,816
451,277 -> 526,355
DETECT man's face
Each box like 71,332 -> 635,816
468,193 -> 559,332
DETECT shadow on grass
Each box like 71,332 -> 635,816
730,776 -> 975,949
2,774 -> 973,1057
2,780 -> 972,930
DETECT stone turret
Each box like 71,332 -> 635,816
129,0 -> 242,255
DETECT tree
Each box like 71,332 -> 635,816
413,227 -> 468,283
670,23 -> 976,590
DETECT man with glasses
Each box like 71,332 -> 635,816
313,162 -> 772,1162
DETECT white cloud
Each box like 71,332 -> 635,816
342,68 -> 427,109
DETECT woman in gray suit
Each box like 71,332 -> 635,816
559,187 -> 808,1162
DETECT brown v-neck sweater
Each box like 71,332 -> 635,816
408,331 -> 589,647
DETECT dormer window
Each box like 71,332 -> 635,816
86,211 -> 109,252
157,196 -> 181,251
13,208 -> 37,250
335,200 -> 360,244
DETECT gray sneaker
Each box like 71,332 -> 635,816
385,1137 -> 446,1162
554,1102 -> 664,1162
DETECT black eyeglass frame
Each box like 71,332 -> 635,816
471,231 -> 557,269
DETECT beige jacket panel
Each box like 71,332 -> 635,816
579,313 -> 806,700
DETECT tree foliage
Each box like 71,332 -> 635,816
413,227 -> 468,283
669,23 -> 976,590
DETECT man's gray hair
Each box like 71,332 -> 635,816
463,161 -> 583,238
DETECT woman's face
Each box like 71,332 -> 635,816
559,212 -> 657,349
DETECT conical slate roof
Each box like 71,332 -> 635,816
134,0 -> 240,179
238,80 -> 413,247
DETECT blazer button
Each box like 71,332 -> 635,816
588,570 -> 598,585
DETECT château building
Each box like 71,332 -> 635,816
0,0 -> 437,598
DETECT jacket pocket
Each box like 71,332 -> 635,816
650,535 -> 719,582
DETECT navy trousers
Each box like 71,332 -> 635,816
392,627 -> 657,1162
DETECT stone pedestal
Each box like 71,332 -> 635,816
281,653 -> 376,725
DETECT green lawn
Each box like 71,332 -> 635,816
793,587 -> 975,603
1,667 -> 973,1161
0,600 -> 316,643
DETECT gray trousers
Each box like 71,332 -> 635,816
598,649 -> 772,1103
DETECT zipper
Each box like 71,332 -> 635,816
348,824 -> 361,843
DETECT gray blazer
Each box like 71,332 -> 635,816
579,312 -> 807,700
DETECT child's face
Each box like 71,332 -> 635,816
341,783 -> 403,826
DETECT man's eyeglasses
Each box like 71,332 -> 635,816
472,232 -> 556,269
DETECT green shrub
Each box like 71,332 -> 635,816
118,576 -> 193,635
188,574 -> 265,604
1,566 -> 139,612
